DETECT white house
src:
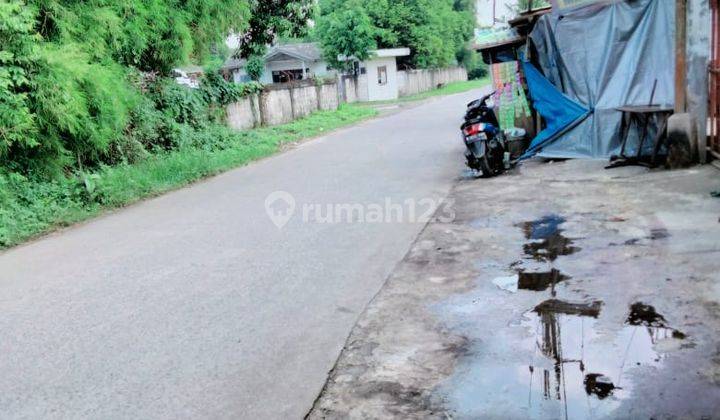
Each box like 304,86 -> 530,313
222,43 -> 332,84
341,48 -> 411,101
222,42 -> 411,102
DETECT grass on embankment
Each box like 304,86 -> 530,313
0,104 -> 377,249
399,78 -> 491,102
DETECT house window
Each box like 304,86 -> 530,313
377,66 -> 387,85
271,68 -> 310,84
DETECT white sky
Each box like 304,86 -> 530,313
476,0 -> 519,27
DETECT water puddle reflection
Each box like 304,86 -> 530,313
493,270 -> 571,294
444,300 -> 688,418
451,214 -> 689,417
521,299 -> 687,418
520,215 -> 580,262
519,270 -> 570,292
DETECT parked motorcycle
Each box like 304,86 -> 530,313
461,92 -> 507,177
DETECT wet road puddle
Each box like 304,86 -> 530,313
627,302 -> 687,340
492,215 -> 576,294
615,227 -> 672,246
493,269 -> 570,294
449,215 -> 689,418
443,300 -> 688,418
520,215 -> 580,262
522,300 -> 687,414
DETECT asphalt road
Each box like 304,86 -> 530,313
0,90 -> 482,419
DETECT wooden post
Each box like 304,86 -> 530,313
675,0 -> 687,113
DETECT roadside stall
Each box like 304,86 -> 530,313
475,0 -> 684,164
473,6 -> 553,158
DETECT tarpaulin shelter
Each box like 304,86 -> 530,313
524,0 -> 675,158
520,61 -> 591,158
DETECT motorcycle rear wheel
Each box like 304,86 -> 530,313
478,153 -> 495,178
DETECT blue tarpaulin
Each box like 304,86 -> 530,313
520,61 -> 591,159
525,0 -> 674,159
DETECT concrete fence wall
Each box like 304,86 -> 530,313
397,67 -> 468,97
339,67 -> 467,103
226,79 -> 339,130
339,75 -> 369,104
226,67 -> 467,130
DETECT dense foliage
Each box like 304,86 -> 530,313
0,0 -> 481,248
316,0 -> 476,70
0,103 -> 377,248
315,2 -> 378,70
245,56 -> 265,81
0,0 -> 310,177
234,0 -> 315,58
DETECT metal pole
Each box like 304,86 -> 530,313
711,1 -> 716,154
675,0 -> 687,113
493,0 -> 496,25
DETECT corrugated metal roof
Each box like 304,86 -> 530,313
222,42 -> 323,70
221,57 -> 247,70
265,42 -> 323,62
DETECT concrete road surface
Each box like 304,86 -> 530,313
0,90 -> 481,419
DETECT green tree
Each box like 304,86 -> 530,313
0,0 -> 317,176
235,0 -> 315,58
316,0 -> 475,70
316,1 -> 377,70
245,55 -> 265,81
32,0 -> 252,75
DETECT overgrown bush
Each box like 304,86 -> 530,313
460,50 -> 488,80
245,56 -> 265,81
468,64 -> 488,80
0,0 -> 255,177
0,1 -> 41,172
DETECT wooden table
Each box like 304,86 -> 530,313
606,105 -> 674,169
